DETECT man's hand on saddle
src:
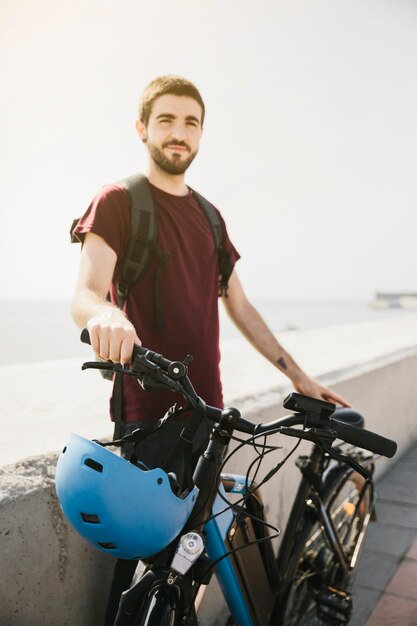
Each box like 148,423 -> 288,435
87,313 -> 141,366
292,373 -> 352,408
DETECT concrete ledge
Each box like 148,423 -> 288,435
1,316 -> 417,625
0,456 -> 112,626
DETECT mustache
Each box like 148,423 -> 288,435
163,140 -> 190,150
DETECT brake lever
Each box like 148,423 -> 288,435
280,426 -> 373,483
82,361 -> 137,376
82,357 -> 184,392
325,447 -> 373,483
82,361 -> 115,371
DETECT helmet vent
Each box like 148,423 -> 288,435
98,542 -> 117,549
84,458 -> 103,473
62,446 -> 67,454
81,513 -> 100,524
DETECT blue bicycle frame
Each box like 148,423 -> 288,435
205,480 -> 255,626
205,476 -> 277,626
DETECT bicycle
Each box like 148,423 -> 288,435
55,332 -> 397,626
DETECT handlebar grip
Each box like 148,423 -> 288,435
80,328 -> 91,345
329,417 -> 397,458
80,329 -> 173,370
80,328 -> 147,357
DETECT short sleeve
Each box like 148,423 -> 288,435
218,211 -> 241,268
72,185 -> 131,260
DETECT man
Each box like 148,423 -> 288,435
71,75 -> 349,623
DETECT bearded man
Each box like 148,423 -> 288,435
71,75 -> 349,624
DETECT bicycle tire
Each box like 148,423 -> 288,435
280,465 -> 374,626
133,584 -> 180,626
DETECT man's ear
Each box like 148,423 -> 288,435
135,119 -> 147,143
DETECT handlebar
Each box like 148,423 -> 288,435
328,417 -> 396,458
80,328 -> 178,372
252,414 -> 397,458
80,329 -> 397,459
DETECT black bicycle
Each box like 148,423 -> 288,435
55,333 -> 397,626
274,395 -> 376,625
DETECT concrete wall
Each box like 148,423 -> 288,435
1,318 -> 417,626
0,460 -> 112,626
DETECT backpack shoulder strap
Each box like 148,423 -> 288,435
116,174 -> 157,308
191,189 -> 222,247
70,218 -> 81,243
112,174 -> 158,440
191,189 -> 234,296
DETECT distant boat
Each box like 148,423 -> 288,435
370,292 -> 417,309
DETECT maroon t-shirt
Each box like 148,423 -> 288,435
74,181 -> 240,422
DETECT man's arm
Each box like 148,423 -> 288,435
221,270 -> 351,407
71,232 -> 140,364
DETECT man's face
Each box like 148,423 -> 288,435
137,94 -> 203,176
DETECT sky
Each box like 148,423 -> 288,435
1,0 -> 416,301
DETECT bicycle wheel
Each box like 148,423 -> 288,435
280,467 -> 374,626
133,584 -> 180,626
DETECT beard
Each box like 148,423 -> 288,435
147,142 -> 197,175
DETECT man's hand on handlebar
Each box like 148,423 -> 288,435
79,331 -> 397,459
86,313 -> 141,366
292,374 -> 352,408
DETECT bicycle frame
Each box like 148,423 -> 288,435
205,476 -> 278,626
205,484 -> 257,626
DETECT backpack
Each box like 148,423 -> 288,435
71,173 -> 234,329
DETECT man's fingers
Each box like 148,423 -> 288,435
109,326 -> 124,363
86,316 -> 140,364
87,321 -> 110,360
119,329 -> 138,365
322,388 -> 352,408
293,375 -> 352,409
97,325 -> 111,361
86,324 -> 100,356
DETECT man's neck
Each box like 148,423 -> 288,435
146,165 -> 189,196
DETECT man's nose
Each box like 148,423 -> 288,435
169,123 -> 187,140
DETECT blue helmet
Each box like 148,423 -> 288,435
55,433 -> 199,559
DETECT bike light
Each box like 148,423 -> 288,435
171,532 -> 205,575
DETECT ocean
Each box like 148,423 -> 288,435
1,299 -> 414,366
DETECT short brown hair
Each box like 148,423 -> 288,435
139,75 -> 205,127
